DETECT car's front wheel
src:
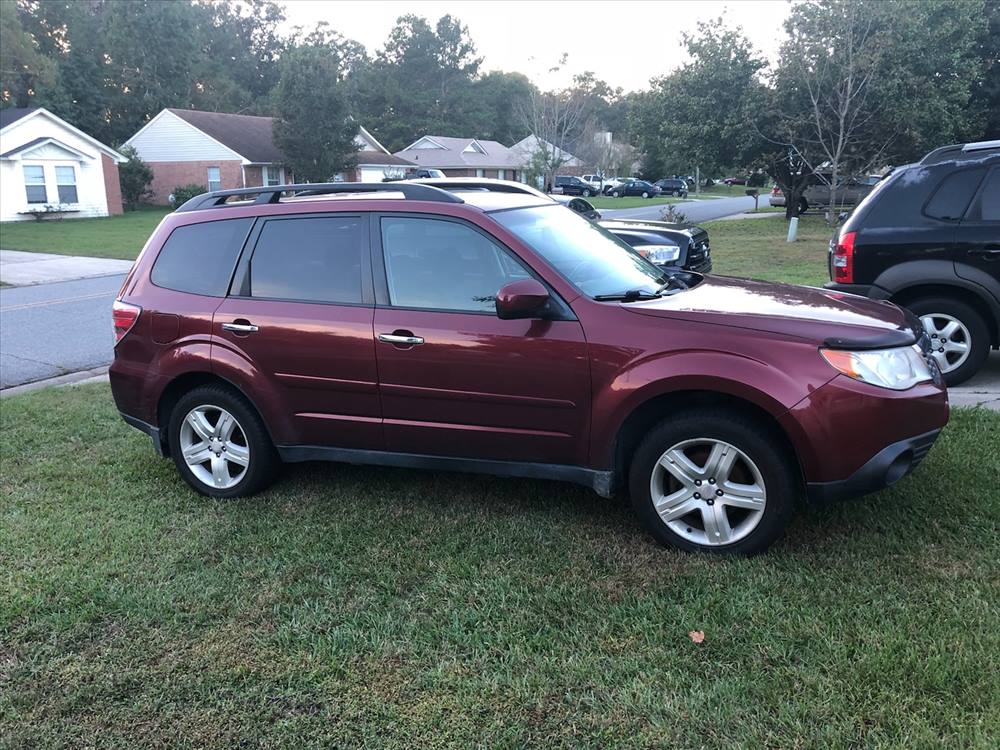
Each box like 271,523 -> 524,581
583,189 -> 592,197
612,190 -> 621,197
628,411 -> 797,554
642,191 -> 650,198
168,384 -> 279,498
908,297 -> 990,386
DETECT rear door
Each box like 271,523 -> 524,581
371,214 -> 590,465
955,165 -> 1000,300
213,213 -> 382,449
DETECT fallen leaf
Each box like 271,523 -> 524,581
688,630 -> 705,644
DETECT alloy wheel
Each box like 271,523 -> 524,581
179,405 -> 250,489
920,313 -> 971,374
649,438 -> 766,547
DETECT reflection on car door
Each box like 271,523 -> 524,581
372,214 -> 591,465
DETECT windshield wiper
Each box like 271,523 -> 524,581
593,288 -> 660,302
654,274 -> 689,294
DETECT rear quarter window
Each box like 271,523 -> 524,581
923,167 -> 987,220
150,218 -> 253,296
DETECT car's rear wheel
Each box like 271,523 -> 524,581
628,411 -> 797,554
612,190 -> 621,197
908,297 -> 990,386
642,191 -> 650,198
583,189 -> 592,197
169,384 -> 279,497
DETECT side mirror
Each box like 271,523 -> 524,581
495,279 -> 550,320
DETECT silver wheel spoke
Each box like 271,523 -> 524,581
940,320 -> 960,339
225,443 -> 250,467
943,339 -> 968,354
654,489 -> 699,522
186,411 -> 214,441
659,449 -> 701,486
210,455 -> 229,485
215,412 -> 236,440
183,444 -> 213,465
703,442 -> 737,482
720,484 -> 766,511
701,503 -> 733,543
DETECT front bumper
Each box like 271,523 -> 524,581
823,281 -> 888,299
806,428 -> 941,503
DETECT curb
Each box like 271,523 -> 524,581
1,366 -> 110,398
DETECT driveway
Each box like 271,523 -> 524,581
602,195 -> 769,223
0,274 -> 124,388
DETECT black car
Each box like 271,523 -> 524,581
654,178 -> 689,198
554,175 -> 598,197
554,195 -> 601,220
826,140 -> 999,385
599,219 -> 712,274
605,179 -> 661,198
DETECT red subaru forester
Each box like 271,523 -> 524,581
110,182 -> 949,554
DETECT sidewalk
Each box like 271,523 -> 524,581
1,249 -> 133,286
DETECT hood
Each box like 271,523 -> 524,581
624,275 -> 918,348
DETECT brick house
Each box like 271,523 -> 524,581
125,109 -> 408,203
0,107 -> 125,222
393,136 -> 524,180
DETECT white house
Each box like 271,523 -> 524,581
0,107 -> 126,222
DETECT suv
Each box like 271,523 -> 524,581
827,141 -> 999,385
554,175 -> 597,197
111,182 -> 948,554
654,178 -> 689,198
801,173 -> 881,214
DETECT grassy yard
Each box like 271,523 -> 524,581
2,382 -> 998,748
588,195 -> 687,209
0,207 -> 170,260
705,214 -> 832,287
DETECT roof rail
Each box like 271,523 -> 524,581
405,177 -> 551,201
919,140 -> 1000,165
174,181 -> 465,212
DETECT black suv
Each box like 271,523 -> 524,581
600,219 -> 712,274
554,175 -> 597,197
826,141 -> 999,385
654,178 -> 689,198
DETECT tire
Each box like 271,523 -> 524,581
628,410 -> 797,555
168,384 -> 279,498
612,190 -> 621,198
583,189 -> 592,197
907,297 -> 991,386
642,191 -> 650,198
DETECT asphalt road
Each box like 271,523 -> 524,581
602,194 -> 769,223
0,274 -> 123,388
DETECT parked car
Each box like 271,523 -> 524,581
384,167 -> 446,182
554,195 -> 602,221
581,174 -> 605,190
826,140 -> 1000,385
723,176 -> 748,186
112,180 -> 948,554
606,179 -> 661,198
554,175 -> 597,197
599,219 -> 711,274
801,173 -> 881,214
770,185 -> 785,207
654,178 -> 689,198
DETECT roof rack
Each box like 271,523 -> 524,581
919,140 -> 1000,165
174,182 -> 465,212
405,177 -> 551,200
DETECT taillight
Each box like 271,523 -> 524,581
771,186 -> 782,196
832,231 -> 856,284
112,299 -> 141,344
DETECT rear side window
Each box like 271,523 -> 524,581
151,218 -> 252,296
249,216 -> 364,303
924,167 -> 986,220
978,169 -> 999,221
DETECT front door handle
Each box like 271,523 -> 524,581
222,321 -> 259,333
378,332 -> 424,346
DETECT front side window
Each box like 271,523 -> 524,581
151,218 -> 253,296
494,204 -> 664,298
249,216 -> 363,303
207,166 -> 221,192
381,217 -> 531,313
55,166 -> 78,204
23,165 -> 46,204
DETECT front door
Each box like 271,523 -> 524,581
213,213 -> 382,449
372,214 -> 590,466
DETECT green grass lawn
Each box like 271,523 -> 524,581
588,195 -> 688,209
706,214 -> 832,287
0,207 -> 170,260
2,382 -> 998,748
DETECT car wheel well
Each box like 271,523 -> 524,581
613,390 -> 803,494
156,372 -> 272,456
891,284 -> 998,345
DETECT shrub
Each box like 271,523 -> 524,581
117,145 -> 154,210
170,184 -> 207,209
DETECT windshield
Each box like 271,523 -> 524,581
493,204 -> 665,297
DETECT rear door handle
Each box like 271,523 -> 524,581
378,333 -> 424,346
968,248 -> 1000,260
222,321 -> 259,333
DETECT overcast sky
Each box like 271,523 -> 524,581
278,0 -> 791,92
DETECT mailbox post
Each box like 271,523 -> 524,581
745,188 -> 760,212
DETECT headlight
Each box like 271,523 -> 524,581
820,345 -> 933,390
634,244 -> 680,264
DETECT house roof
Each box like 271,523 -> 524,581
167,108 -> 284,163
394,135 -> 523,169
356,151 -> 413,166
0,136 -> 92,160
0,108 -> 38,130
510,135 -> 584,167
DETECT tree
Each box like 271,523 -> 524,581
1,0 -> 58,107
273,37 -> 359,182
116,145 -> 153,210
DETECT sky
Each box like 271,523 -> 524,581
278,0 -> 791,92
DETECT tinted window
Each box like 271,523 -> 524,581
151,218 -> 252,296
249,216 -> 363,303
924,167 -> 986,220
978,169 -> 1000,221
381,217 -> 531,313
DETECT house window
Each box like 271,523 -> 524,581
264,166 -> 282,186
55,166 -> 78,204
207,166 -> 221,192
498,169 -> 506,180
23,165 -> 47,204
475,169 -> 485,178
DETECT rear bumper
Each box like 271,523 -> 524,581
120,412 -> 167,456
806,428 -> 941,503
823,282 -> 891,300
